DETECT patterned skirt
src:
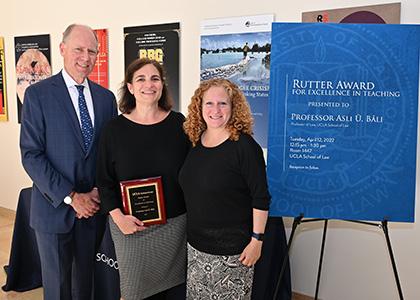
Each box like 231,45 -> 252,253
109,214 -> 187,300
187,243 -> 254,300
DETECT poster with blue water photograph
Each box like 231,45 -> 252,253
201,14 -> 274,148
267,23 -> 420,222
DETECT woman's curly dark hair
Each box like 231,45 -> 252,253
184,78 -> 253,146
118,58 -> 172,113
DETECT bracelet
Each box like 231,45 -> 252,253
252,232 -> 264,241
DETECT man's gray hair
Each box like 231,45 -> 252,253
62,24 -> 98,44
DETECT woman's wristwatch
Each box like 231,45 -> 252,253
252,232 -> 264,241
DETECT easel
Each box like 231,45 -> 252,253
273,214 -> 404,300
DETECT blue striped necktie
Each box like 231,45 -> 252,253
75,85 -> 93,151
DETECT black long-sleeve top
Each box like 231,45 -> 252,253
178,133 -> 270,255
97,112 -> 190,218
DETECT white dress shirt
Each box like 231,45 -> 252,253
62,68 -> 95,126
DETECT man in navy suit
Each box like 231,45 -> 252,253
20,24 -> 117,300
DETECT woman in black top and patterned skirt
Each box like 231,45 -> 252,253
179,78 -> 270,299
97,58 -> 190,300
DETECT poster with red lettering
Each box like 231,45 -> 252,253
124,23 -> 180,110
88,29 -> 109,88
302,2 -> 400,24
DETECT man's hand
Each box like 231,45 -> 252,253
71,188 -> 100,218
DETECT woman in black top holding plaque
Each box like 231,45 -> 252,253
179,78 -> 270,299
97,58 -> 190,300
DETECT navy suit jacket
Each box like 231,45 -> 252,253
20,72 -> 117,234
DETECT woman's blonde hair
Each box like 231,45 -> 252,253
184,78 -> 253,146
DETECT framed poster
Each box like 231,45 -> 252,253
267,23 -> 420,222
201,14 -> 274,148
88,29 -> 109,88
302,2 -> 401,24
124,23 -> 180,110
15,34 -> 51,123
0,37 -> 7,121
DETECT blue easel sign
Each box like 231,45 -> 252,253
267,23 -> 420,222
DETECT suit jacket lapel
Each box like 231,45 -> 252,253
52,72 -> 86,152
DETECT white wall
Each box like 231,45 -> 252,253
0,0 -> 419,299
